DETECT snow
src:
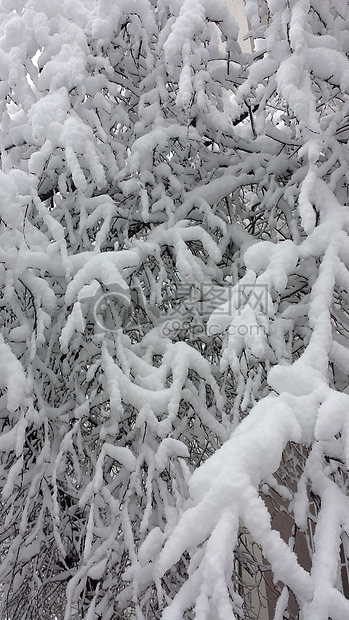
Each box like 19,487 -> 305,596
2,455 -> 23,501
244,239 -> 298,292
267,361 -> 326,397
0,335 -> 27,413
38,33 -> 88,92
0,416 -> 27,458
59,301 -> 85,352
163,0 -> 206,68
289,0 -> 307,53
64,251 -> 138,306
306,47 -> 349,92
0,0 -> 349,618
177,62 -> 192,109
87,556 -> 108,580
154,438 -> 189,472
276,56 -> 319,133
28,88 -> 70,146
298,168 -> 317,234
138,527 -> 164,566
330,341 -> 349,375
314,391 -> 349,442
103,444 -> 136,473
157,392 -> 314,602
